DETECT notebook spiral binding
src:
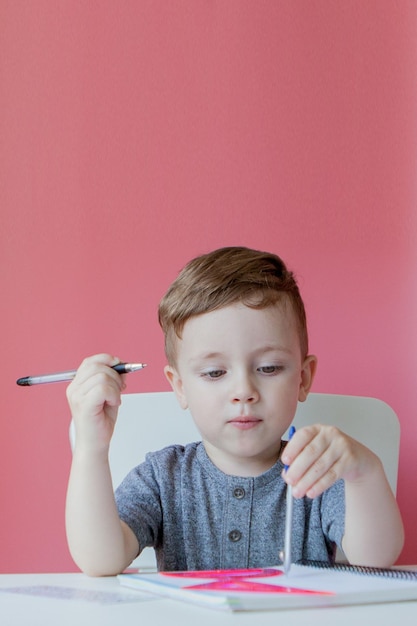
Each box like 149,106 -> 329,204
300,560 -> 417,581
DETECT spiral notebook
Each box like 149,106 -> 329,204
118,562 -> 417,612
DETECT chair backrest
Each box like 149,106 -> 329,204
69,391 -> 400,568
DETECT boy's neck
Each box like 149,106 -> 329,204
202,441 -> 284,477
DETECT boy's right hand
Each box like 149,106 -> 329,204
66,354 -> 126,453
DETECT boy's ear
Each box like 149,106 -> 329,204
298,355 -> 318,402
164,365 -> 188,409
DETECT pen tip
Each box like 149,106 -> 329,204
16,377 -> 30,386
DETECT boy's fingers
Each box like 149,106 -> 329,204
281,424 -> 322,465
282,425 -> 329,478
291,454 -> 341,498
71,355 -> 124,388
304,462 -> 341,498
282,425 -> 348,496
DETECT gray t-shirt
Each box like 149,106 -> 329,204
115,441 -> 345,571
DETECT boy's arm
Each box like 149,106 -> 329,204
341,455 -> 404,567
282,425 -> 404,567
65,354 -> 139,576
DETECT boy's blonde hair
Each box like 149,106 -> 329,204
158,246 -> 308,365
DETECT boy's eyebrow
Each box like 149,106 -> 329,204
254,345 -> 295,356
187,351 -> 224,364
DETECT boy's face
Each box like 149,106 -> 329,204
165,303 -> 316,477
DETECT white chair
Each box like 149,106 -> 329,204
69,391 -> 400,568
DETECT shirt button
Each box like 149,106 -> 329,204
228,530 -> 242,542
233,487 -> 246,499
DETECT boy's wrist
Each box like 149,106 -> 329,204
72,441 -> 111,463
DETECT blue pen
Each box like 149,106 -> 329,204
283,425 -> 296,575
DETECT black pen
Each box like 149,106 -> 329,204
16,362 -> 147,386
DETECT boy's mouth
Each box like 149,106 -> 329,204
228,417 -> 262,430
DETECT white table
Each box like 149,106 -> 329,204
1,572 -> 417,626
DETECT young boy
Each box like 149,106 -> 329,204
66,246 -> 403,576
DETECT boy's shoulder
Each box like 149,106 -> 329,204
144,440 -> 203,472
146,440 -> 200,460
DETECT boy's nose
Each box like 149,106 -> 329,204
231,374 -> 259,404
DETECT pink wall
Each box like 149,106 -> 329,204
1,2 -> 416,572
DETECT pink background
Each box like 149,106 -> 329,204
1,2 -> 416,572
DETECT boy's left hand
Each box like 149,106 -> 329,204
281,424 -> 379,499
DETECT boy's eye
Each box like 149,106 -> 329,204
258,365 -> 282,374
202,369 -> 225,379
